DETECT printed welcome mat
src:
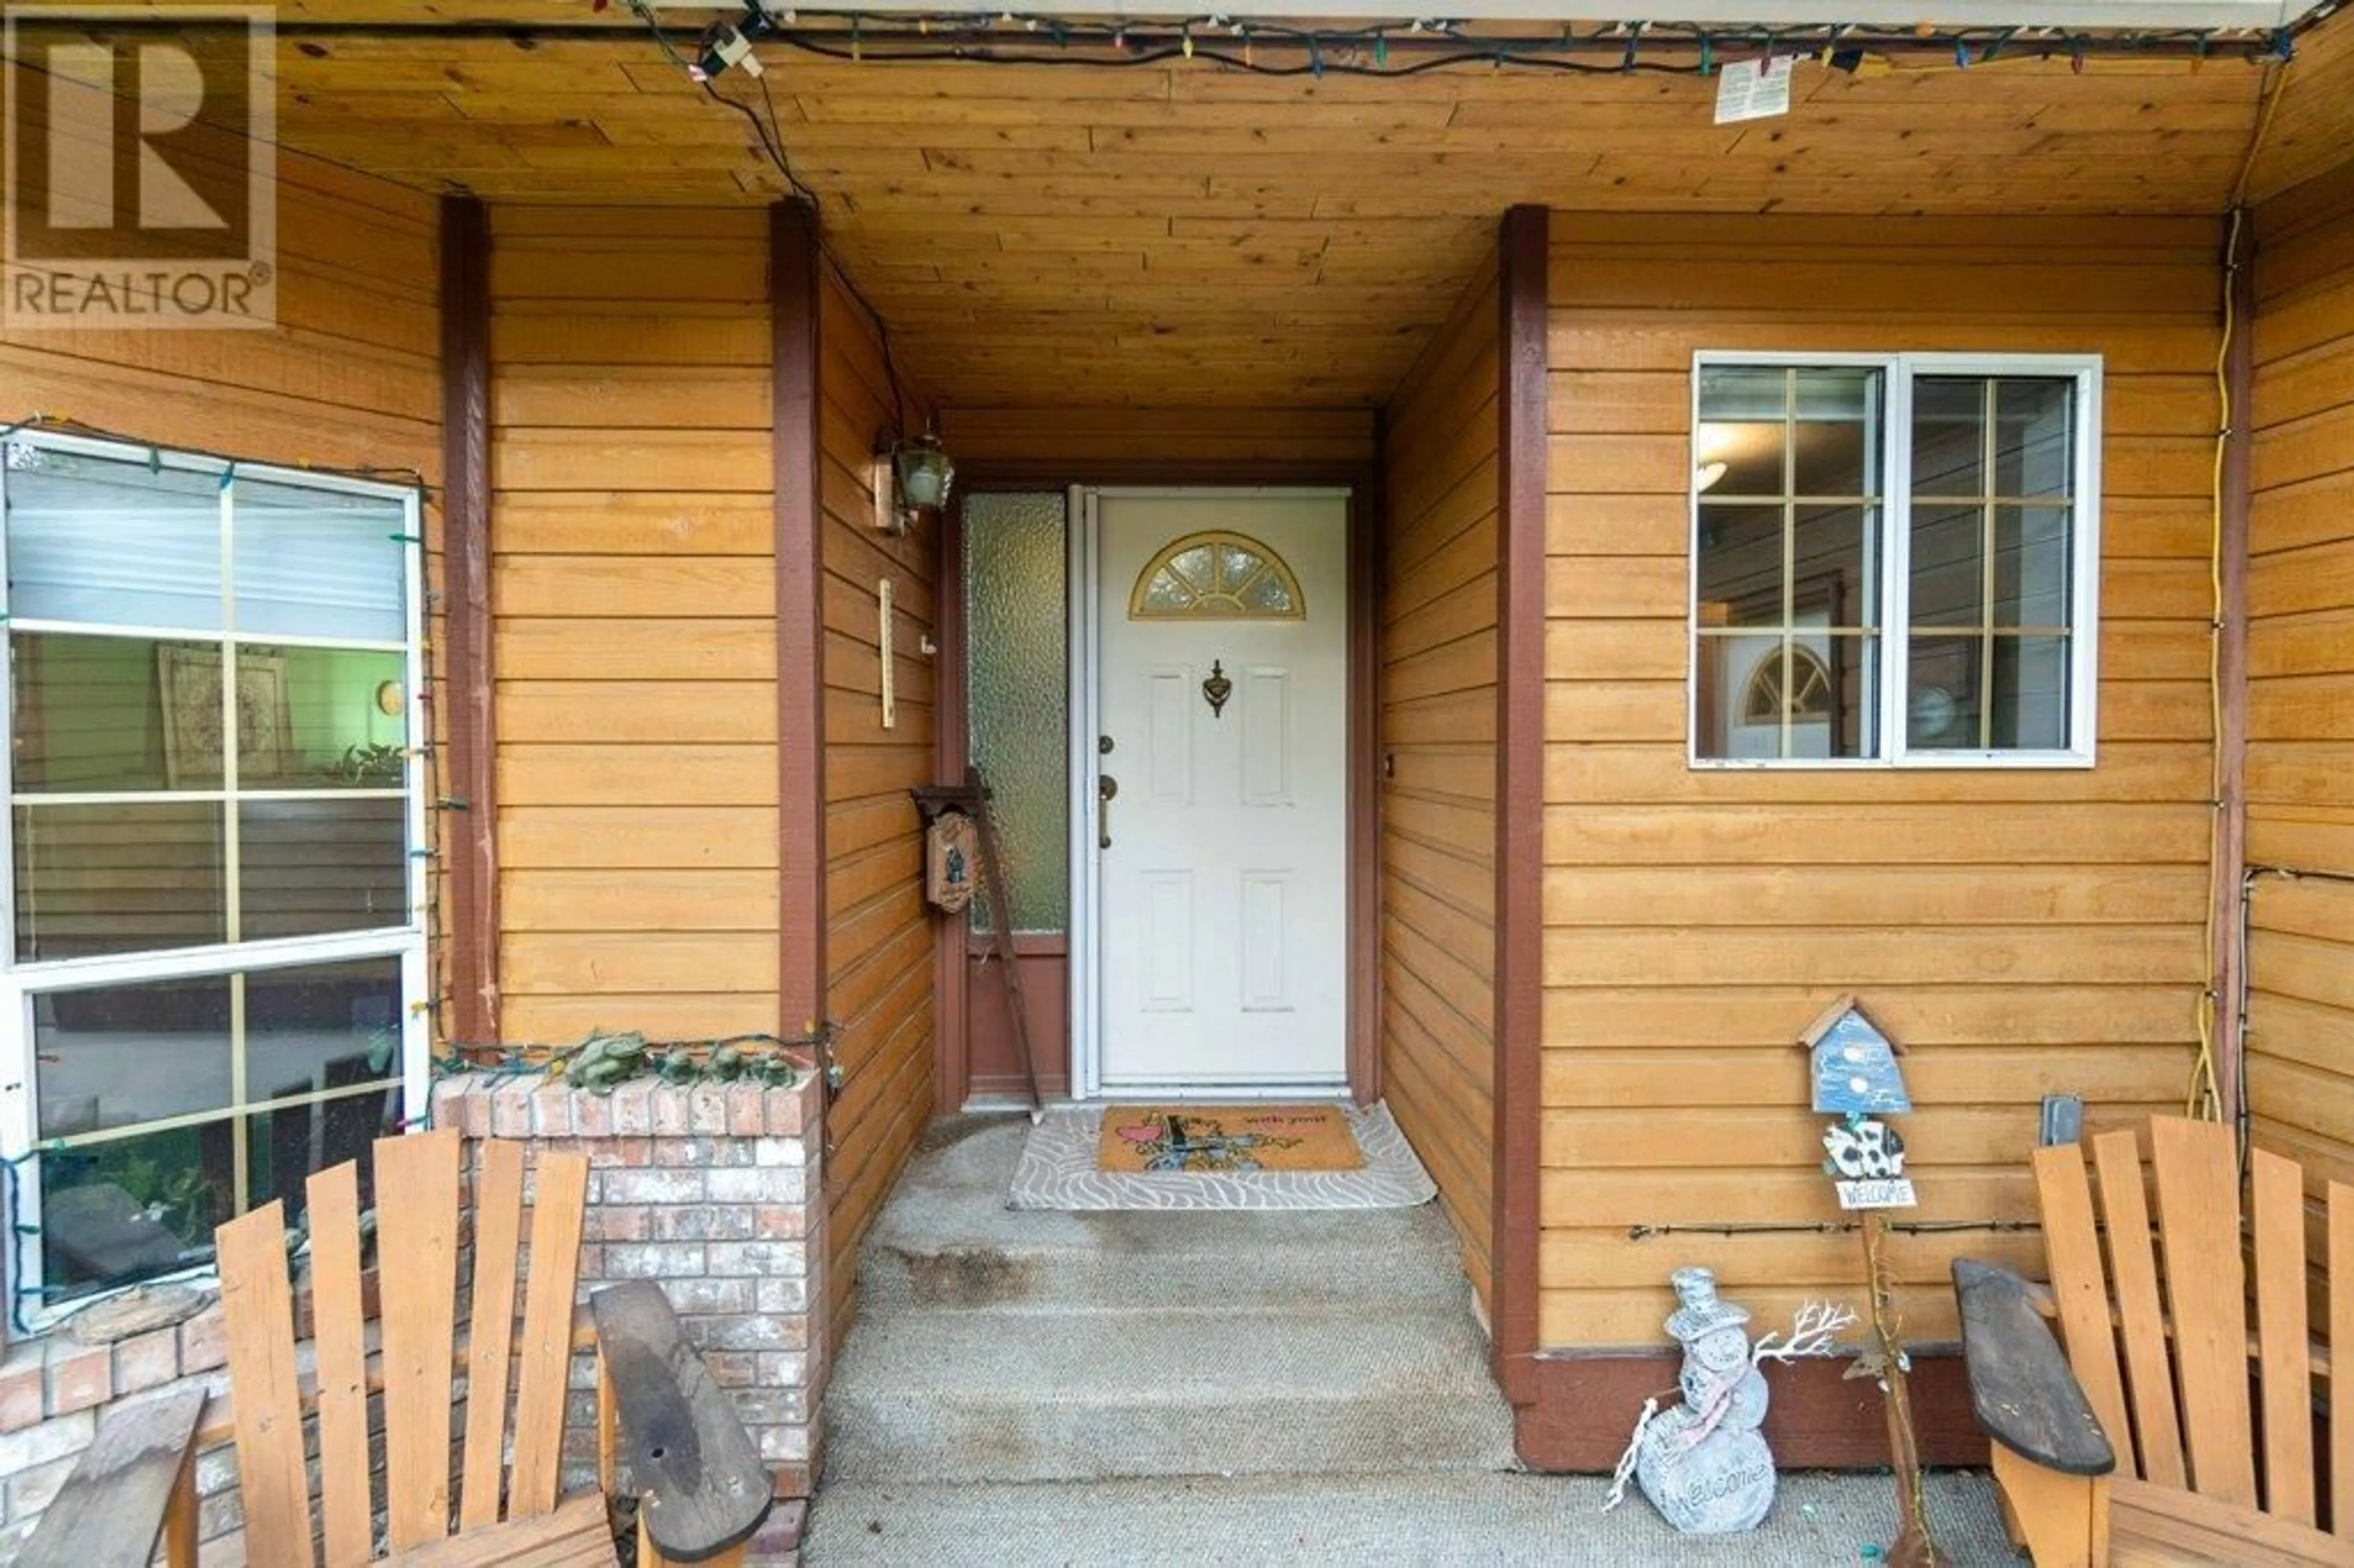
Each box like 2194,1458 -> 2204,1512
1010,1101 -> 1436,1211
1097,1104 -> 1364,1173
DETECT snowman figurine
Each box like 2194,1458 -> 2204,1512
1634,1267 -> 1778,1534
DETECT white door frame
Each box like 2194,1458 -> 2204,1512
1066,483 -> 1103,1099
1067,484 -> 1354,1102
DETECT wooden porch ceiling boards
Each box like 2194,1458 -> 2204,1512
53,7 -> 2354,407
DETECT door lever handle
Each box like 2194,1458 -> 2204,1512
1097,773 -> 1119,850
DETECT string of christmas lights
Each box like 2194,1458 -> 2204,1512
636,1 -> 2319,76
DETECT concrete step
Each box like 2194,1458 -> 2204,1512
822,1302 -> 1518,1484
858,1117 -> 1474,1315
801,1471 -> 2012,1566
859,1205 -> 1476,1315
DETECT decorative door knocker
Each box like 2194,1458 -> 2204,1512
1202,660 -> 1232,718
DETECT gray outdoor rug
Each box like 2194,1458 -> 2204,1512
1007,1101 -> 1438,1211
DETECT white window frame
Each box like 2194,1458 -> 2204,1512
0,428 -> 429,1330
1687,350 -> 2103,771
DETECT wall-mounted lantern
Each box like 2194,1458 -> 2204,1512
873,430 -> 957,534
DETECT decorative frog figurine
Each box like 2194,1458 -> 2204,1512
1634,1266 -> 1778,1534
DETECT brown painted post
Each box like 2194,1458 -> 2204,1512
772,201 -> 828,1045
769,197 -> 832,1452
1493,204 -> 1549,1412
2212,207 -> 2255,1130
438,194 -> 498,1048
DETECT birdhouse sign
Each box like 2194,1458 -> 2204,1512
1801,995 -> 1917,1211
1823,1119 -> 1914,1211
1803,994 -> 1910,1116
1795,999 -> 1947,1564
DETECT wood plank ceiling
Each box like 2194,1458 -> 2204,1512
39,4 -> 2354,408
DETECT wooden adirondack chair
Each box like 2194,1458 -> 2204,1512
1954,1115 -> 2353,1566
28,1128 -> 772,1567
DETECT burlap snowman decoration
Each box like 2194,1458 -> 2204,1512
1632,1266 -> 1778,1534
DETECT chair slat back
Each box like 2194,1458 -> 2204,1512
216,1129 -> 595,1562
459,1138 -> 527,1531
2147,1116 -> 2257,1507
216,1198 -> 313,1566
2032,1141 -> 2135,1473
2090,1127 -> 2188,1489
2250,1147 -> 2316,1527
307,1160 -> 373,1564
2331,1184 -> 2354,1542
2039,1121 -> 2354,1537
507,1150 -> 591,1518
375,1128 -> 465,1551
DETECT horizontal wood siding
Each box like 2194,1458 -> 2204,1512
818,265 -> 940,1330
2247,161 -> 2354,1189
487,207 -> 780,1044
1541,214 -> 2217,1347
0,139 -> 447,1012
1379,250 -> 1501,1307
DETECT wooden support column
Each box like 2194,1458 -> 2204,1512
2212,207 -> 2255,1130
772,201 -> 828,1045
1493,203 -> 1548,1410
771,199 -> 832,1446
438,194 -> 497,1048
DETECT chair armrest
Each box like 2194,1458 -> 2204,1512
1952,1258 -> 2117,1478
23,1385 -> 207,1568
592,1281 -> 773,1564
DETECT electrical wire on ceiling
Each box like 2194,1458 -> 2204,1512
626,0 -> 920,435
613,0 -> 2324,426
626,0 -> 820,204
161,1 -> 2331,72
628,5 -> 2314,75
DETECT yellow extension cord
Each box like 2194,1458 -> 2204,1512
2189,60 -> 2293,1123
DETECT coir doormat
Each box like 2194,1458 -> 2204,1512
1097,1104 -> 1364,1174
1008,1102 -> 1436,1211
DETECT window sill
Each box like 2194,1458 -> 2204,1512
1686,750 -> 2098,772
0,1273 -> 226,1433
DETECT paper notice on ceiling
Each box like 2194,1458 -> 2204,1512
1713,56 -> 1795,124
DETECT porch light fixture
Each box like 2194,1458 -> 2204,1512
873,432 -> 958,534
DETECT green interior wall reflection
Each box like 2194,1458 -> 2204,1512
964,492 -> 1068,934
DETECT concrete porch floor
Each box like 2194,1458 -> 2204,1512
803,1114 -> 2014,1565
807,1469 -> 2014,1564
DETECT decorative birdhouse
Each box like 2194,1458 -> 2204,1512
1800,993 -> 1910,1116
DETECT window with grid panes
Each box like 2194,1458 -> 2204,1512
0,431 -> 426,1312
1689,355 -> 2101,767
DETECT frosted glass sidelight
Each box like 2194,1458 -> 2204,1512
964,492 -> 1068,934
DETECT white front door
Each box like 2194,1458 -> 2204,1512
1087,489 -> 1349,1091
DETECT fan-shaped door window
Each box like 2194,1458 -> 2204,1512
1744,644 -> 1834,723
1129,530 -> 1305,620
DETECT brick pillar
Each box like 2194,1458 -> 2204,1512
431,1067 -> 826,1512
